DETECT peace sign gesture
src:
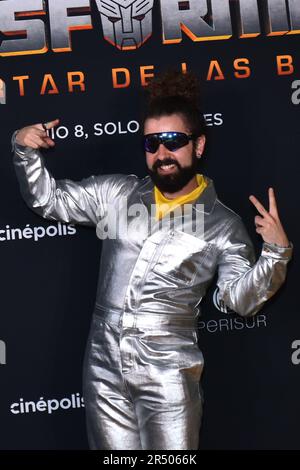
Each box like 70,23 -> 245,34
249,188 -> 289,248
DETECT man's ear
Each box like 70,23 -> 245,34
195,135 -> 206,158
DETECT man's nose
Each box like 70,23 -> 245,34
156,143 -> 169,158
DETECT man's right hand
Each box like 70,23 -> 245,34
15,119 -> 60,149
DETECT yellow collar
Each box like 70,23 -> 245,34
154,174 -> 207,220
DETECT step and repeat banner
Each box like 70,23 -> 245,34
0,0 -> 299,450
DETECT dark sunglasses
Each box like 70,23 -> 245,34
143,132 -> 194,154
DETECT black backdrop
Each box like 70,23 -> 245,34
0,0 -> 299,450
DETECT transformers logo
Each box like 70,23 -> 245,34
0,0 -> 299,56
95,0 -> 154,50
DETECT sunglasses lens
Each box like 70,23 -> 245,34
144,133 -> 191,153
144,135 -> 159,153
164,133 -> 189,151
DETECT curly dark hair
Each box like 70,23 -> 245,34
144,70 -> 206,139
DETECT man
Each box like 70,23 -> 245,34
0,79 -> 6,105
12,75 -> 292,450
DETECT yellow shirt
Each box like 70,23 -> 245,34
154,174 -> 207,220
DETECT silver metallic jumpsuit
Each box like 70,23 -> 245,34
13,140 -> 292,450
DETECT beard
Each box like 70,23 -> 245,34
147,154 -> 199,194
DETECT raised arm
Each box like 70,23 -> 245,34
13,120 -> 136,226
217,189 -> 292,317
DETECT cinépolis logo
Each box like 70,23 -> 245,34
10,393 -> 85,415
0,222 -> 76,243
0,0 -> 299,55
0,339 -> 6,365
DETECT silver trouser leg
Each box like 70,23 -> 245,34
83,316 -> 142,450
124,326 -> 203,450
83,314 -> 203,450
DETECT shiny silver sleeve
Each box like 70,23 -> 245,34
217,216 -> 293,317
12,132 -> 134,226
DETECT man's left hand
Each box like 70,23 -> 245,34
249,188 -> 289,248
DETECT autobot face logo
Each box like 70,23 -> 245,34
95,0 -> 154,50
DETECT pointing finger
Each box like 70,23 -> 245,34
43,118 -> 60,130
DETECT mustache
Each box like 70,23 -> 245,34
152,158 -> 181,171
